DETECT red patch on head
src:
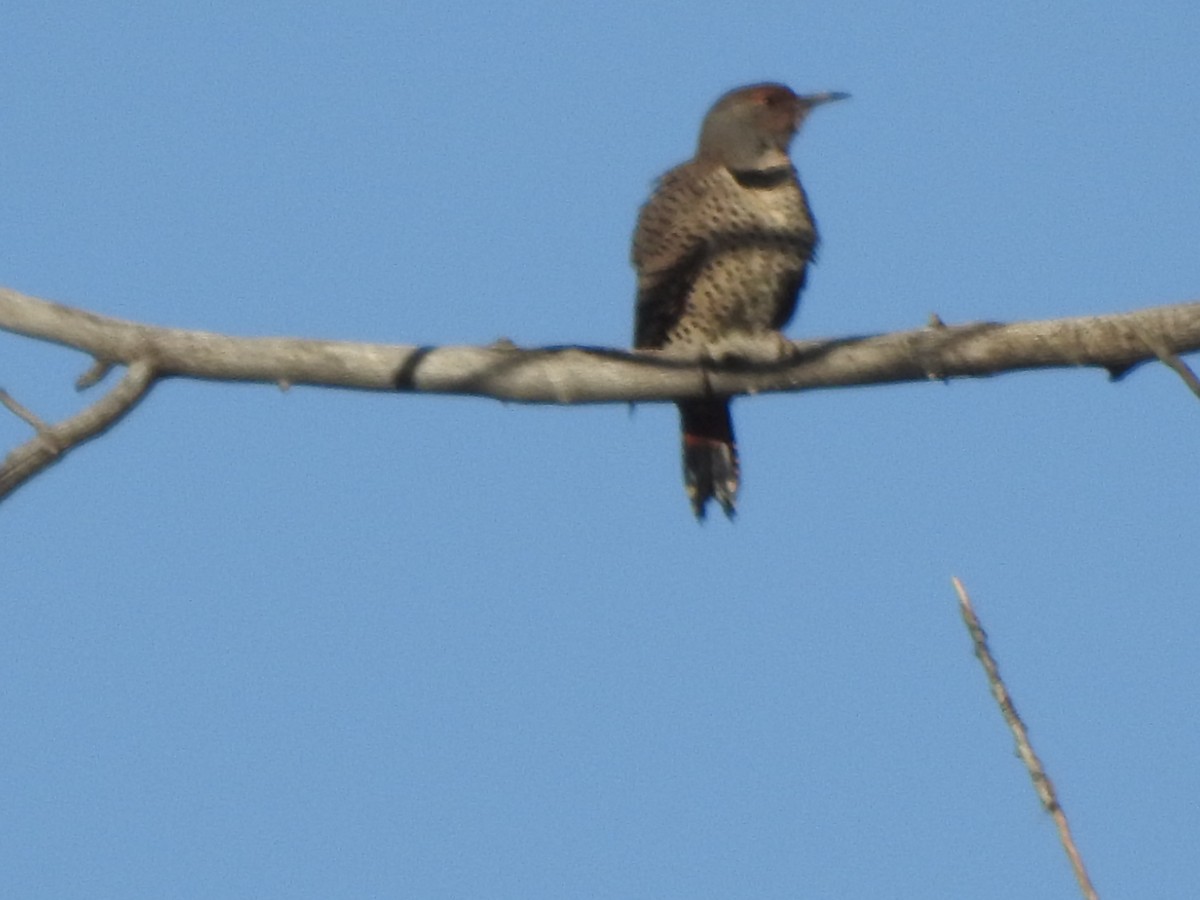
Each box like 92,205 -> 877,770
752,86 -> 795,108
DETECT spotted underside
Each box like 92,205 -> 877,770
633,160 -> 817,351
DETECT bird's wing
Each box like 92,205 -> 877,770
631,164 -> 718,349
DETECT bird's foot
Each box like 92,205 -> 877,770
704,332 -> 795,366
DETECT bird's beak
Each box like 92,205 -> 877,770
800,91 -> 851,108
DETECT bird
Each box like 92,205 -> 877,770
632,82 -> 847,519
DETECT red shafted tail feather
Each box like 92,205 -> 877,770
678,400 -> 739,520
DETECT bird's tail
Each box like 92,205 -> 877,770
678,400 -> 739,520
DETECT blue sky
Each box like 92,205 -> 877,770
3,2 -> 1199,897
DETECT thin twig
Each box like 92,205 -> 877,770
951,577 -> 1099,900
76,358 -> 114,390
0,360 -> 158,502
0,389 -> 51,431
1132,321 -> 1200,400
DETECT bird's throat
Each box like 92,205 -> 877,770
729,166 -> 793,189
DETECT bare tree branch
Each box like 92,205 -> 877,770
3,286 -> 1200,403
2,284 -> 1199,500
952,577 -> 1099,900
0,359 -> 156,501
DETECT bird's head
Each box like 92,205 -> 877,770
697,83 -> 848,170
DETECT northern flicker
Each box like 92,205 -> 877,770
632,82 -> 847,519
